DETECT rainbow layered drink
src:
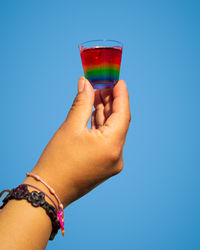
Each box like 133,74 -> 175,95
79,40 -> 123,89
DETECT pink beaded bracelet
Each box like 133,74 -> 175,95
26,173 -> 65,236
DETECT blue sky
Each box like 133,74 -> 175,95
0,1 -> 200,249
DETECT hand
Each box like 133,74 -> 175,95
25,77 -> 131,207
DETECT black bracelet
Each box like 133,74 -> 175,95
0,184 -> 60,240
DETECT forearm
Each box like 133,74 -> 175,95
0,168 -> 67,250
0,166 -> 72,250
0,199 -> 51,250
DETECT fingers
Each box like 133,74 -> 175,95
93,81 -> 130,135
105,80 -> 131,135
94,90 -> 105,127
100,88 -> 113,120
91,110 -> 97,129
94,88 -> 113,128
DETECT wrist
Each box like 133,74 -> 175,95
24,164 -> 77,208
23,176 -> 59,209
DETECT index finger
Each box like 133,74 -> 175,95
105,80 -> 131,135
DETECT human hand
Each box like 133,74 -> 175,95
25,77 -> 131,207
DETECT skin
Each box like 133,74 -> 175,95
0,77 -> 131,250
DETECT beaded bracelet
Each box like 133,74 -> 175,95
26,173 -> 64,235
26,173 -> 64,211
0,184 -> 60,240
25,183 -> 65,236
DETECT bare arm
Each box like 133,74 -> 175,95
0,78 -> 131,250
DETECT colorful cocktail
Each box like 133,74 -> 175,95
79,40 -> 123,89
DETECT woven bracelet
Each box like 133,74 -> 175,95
0,184 -> 60,240
25,173 -> 65,235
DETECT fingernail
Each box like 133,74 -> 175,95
85,78 -> 92,93
78,77 -> 85,93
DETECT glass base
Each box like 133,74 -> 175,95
90,80 -> 117,89
93,83 -> 114,89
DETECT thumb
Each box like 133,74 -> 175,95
66,77 -> 94,130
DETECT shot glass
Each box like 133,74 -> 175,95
79,40 -> 123,89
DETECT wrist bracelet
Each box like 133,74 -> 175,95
26,173 -> 65,235
26,173 -> 64,211
25,183 -> 59,211
25,183 -> 65,236
0,184 -> 60,240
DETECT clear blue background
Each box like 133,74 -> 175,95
0,0 -> 199,249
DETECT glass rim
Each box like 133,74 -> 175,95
78,39 -> 123,49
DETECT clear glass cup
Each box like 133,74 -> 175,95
79,40 -> 123,89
